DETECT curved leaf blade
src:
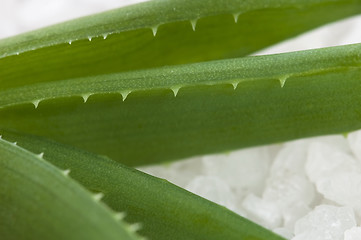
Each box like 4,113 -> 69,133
1,0 -> 361,91
0,137 -> 142,240
0,130 -> 286,240
0,44 -> 360,165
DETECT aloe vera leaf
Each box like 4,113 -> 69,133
1,0 -> 361,91
0,136 -> 143,240
0,130 -> 285,240
1,43 -> 361,166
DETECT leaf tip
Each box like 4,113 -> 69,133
279,76 -> 288,88
120,90 -> 131,101
171,86 -> 181,97
128,223 -> 142,232
233,12 -> 240,23
151,25 -> 159,36
231,81 -> 239,90
190,19 -> 198,31
114,212 -> 127,221
32,99 -> 42,109
81,93 -> 92,103
93,192 -> 104,201
62,169 -> 71,176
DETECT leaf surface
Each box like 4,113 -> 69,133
0,136 -> 142,240
1,44 -> 361,165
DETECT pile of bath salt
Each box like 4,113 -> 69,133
139,131 -> 361,240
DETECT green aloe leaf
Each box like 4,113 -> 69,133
0,136 -> 143,240
2,1 -> 361,239
1,43 -> 360,166
0,130 -> 285,240
1,0 -> 361,91
1,1 -> 361,239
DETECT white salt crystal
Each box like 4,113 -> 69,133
293,205 -> 356,240
263,175 -> 315,207
263,175 -> 313,230
264,143 -> 315,231
185,176 -> 237,211
305,141 -> 361,216
282,202 -> 311,231
347,130 -> 361,162
270,141 -> 308,178
344,227 -> 361,240
316,172 -> 361,216
242,193 -> 282,229
308,135 -> 351,153
202,146 -> 271,196
305,142 -> 359,183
